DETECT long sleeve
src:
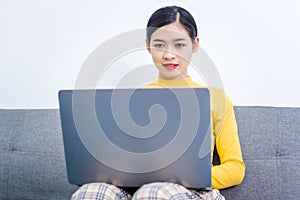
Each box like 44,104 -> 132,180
145,77 -> 246,189
211,92 -> 246,189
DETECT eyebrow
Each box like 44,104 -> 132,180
152,39 -> 165,43
173,38 -> 187,42
152,38 -> 187,43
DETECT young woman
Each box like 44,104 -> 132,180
72,5 -> 245,200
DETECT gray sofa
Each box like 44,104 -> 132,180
0,106 -> 299,199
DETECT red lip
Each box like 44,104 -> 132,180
163,63 -> 179,70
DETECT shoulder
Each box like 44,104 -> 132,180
208,87 -> 234,118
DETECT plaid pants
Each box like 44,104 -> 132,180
71,182 -> 225,200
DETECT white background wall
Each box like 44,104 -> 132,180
0,0 -> 299,108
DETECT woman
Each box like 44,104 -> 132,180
72,5 -> 245,200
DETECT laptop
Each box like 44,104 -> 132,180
58,88 -> 211,189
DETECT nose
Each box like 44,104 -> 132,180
163,49 -> 176,60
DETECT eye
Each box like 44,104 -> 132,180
153,43 -> 165,48
175,43 -> 186,48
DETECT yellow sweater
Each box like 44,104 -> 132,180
145,77 -> 246,189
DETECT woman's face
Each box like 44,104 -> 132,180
146,21 -> 199,80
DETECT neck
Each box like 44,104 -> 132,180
157,76 -> 194,87
158,73 -> 188,80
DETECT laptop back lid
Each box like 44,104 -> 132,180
58,88 -> 211,189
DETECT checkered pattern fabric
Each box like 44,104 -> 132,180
71,182 -> 225,200
71,183 -> 132,200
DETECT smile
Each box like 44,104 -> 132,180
163,63 -> 179,70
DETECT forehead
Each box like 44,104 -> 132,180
151,22 -> 190,42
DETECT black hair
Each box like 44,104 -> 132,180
146,6 -> 198,44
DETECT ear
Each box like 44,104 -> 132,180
192,37 -> 200,53
145,39 -> 151,53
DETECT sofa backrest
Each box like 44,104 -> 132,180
0,109 -> 78,199
222,106 -> 300,199
0,106 -> 299,199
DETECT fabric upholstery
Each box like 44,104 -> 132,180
0,107 -> 299,199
